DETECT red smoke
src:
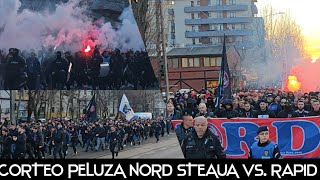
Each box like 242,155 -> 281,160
288,59 -> 320,92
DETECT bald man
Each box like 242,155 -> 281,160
195,103 -> 215,118
181,116 -> 226,159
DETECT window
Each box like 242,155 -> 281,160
241,24 -> 246,29
204,57 -> 223,66
232,24 -> 236,29
216,0 -> 222,5
51,107 -> 55,113
192,38 -> 196,44
204,57 -> 210,66
216,57 -> 222,66
191,13 -> 195,19
217,12 -> 223,18
229,0 -> 236,5
197,1 -> 200,5
168,58 -> 179,68
213,25 -> 218,30
230,12 -> 236,18
191,1 -> 194,6
192,26 -> 195,31
188,58 -> 194,67
182,58 -> 188,67
182,57 -> 200,67
194,58 -> 200,67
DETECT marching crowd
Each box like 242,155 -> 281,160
0,47 -> 158,90
0,117 -> 172,159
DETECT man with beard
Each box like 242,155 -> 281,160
51,51 -> 69,89
239,101 -> 256,118
277,99 -> 299,118
295,100 -> 309,117
195,103 -> 215,118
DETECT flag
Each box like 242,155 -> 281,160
119,94 -> 135,121
215,34 -> 232,110
84,94 -> 97,122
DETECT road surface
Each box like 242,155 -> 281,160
69,133 -> 184,159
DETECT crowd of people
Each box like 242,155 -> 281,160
0,47 -> 158,90
168,88 -> 320,159
166,88 -> 320,120
0,117 -> 173,159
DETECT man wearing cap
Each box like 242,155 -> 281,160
248,126 -> 281,159
253,100 -> 276,118
266,94 -> 281,115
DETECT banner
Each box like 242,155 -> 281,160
172,117 -> 320,159
119,94 -> 135,121
83,94 -> 97,122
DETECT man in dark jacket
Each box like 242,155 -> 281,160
13,126 -> 26,159
307,99 -> 320,116
53,124 -> 64,159
239,101 -> 257,118
253,100 -> 276,118
215,99 -> 239,118
181,116 -> 226,159
26,52 -> 41,90
175,115 -> 194,146
51,51 -> 69,89
277,99 -> 299,118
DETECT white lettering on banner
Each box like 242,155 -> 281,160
242,164 -> 264,177
0,165 -> 9,176
129,163 -> 172,178
271,164 -> 318,178
177,163 -> 239,178
0,163 -> 64,178
51,164 -> 63,177
68,163 -> 126,179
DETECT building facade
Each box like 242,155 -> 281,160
151,45 -> 241,91
169,0 -> 264,50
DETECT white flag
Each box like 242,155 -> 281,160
119,94 -> 135,121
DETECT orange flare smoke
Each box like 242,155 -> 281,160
287,76 -> 301,92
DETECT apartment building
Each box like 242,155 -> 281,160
169,0 -> 265,50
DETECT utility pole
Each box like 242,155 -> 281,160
10,90 -> 16,125
155,0 -> 162,85
159,0 -> 170,103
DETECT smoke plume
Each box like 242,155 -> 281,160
0,0 -> 145,52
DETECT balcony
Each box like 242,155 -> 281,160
185,29 -> 253,38
184,5 -> 248,13
185,17 -> 253,25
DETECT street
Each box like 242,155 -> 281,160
69,133 -> 184,159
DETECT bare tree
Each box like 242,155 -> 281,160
261,4 -> 306,59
